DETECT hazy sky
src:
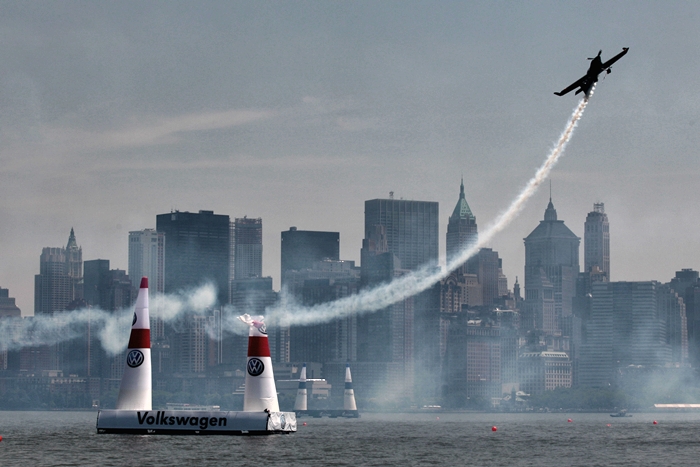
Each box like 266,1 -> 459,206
2,1 -> 699,315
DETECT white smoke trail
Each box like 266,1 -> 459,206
0,94 -> 591,352
0,283 -> 217,355
265,93 -> 592,327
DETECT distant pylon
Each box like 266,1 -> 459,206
294,363 -> 308,411
343,363 -> 357,411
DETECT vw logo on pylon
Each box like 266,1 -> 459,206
126,350 -> 145,368
247,358 -> 265,377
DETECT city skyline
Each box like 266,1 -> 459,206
2,2 -> 700,314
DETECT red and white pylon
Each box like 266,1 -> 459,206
116,277 -> 152,410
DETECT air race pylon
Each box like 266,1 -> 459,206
239,314 -> 280,412
115,277 -> 152,410
294,363 -> 308,411
344,363 -> 357,411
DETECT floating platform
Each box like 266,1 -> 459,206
296,409 -> 359,419
97,409 -> 296,435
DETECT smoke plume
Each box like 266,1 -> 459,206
0,94 -> 591,353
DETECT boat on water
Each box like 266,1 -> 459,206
610,410 -> 632,417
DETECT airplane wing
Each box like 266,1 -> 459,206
601,47 -> 629,70
554,75 -> 588,96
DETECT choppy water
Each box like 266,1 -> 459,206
1,411 -> 699,466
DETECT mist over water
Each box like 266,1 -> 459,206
1,94 -> 591,353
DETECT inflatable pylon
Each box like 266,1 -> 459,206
344,363 -> 357,411
115,277 -> 152,410
294,363 -> 308,411
239,314 -> 279,412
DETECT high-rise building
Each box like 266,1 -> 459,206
446,178 -> 478,274
286,260 -> 360,365
445,312 -> 502,403
232,217 -> 263,280
364,198 -> 439,271
361,198 -> 440,402
579,281 -> 685,388
669,269 -> 700,366
128,229 -> 165,296
523,199 -> 580,336
280,228 -> 339,285
0,287 -> 21,371
156,210 -> 230,305
34,229 -> 83,316
0,287 -> 21,318
584,203 -> 610,279
128,228 -> 166,343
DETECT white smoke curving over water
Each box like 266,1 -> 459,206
264,93 -> 592,328
0,94 -> 591,352
0,283 -> 218,355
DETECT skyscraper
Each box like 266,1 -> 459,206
364,198 -> 439,271
280,228 -> 339,285
446,178 -> 478,274
579,281 -> 685,388
523,199 -> 580,336
232,217 -> 263,280
156,210 -> 230,305
361,197 -> 440,402
34,229 -> 83,315
128,229 -> 165,295
584,203 -> 610,279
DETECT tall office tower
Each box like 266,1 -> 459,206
286,260 -> 360,364
128,229 -> 166,340
35,229 -> 84,315
669,269 -> 700,366
82,259 -> 134,378
444,312 -> 502,404
128,229 -> 165,295
466,248 -> 503,306
364,198 -> 439,271
579,281 -> 684,388
362,198 -> 440,402
65,228 -> 83,299
156,210 -> 230,305
523,199 -> 580,336
280,228 -> 339,284
0,287 -> 21,371
584,203 -> 610,279
233,217 -> 263,280
446,178 -> 478,274
0,287 -> 21,318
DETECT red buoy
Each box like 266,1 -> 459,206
0,435 -> 3,442
653,420 -> 658,425
567,418 -> 573,423
491,426 -> 497,432
607,424 -> 611,427
302,422 -> 307,426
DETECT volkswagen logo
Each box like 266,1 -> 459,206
132,312 -> 137,326
126,350 -> 145,368
247,358 -> 265,376
257,323 -> 267,335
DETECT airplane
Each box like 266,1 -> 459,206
554,47 -> 629,97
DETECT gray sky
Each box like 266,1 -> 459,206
2,1 -> 699,315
